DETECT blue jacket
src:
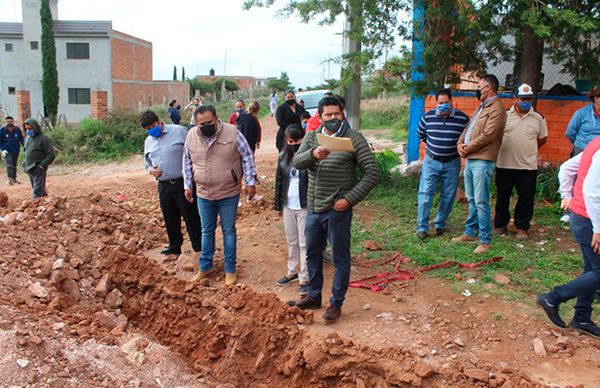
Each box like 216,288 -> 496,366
565,104 -> 600,150
0,126 -> 24,154
168,107 -> 181,125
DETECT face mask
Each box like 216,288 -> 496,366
285,99 -> 295,106
437,103 -> 451,113
236,108 -> 244,114
200,123 -> 217,137
323,118 -> 343,133
475,89 -> 481,101
519,102 -> 532,111
176,104 -> 181,110
146,125 -> 161,138
301,123 -> 307,130
26,129 -> 35,137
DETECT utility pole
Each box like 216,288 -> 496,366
407,0 -> 425,162
342,3 -> 361,131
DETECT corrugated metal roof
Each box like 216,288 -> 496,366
0,20 -> 112,36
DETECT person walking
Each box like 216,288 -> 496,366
452,74 -> 507,254
565,86 -> 600,156
168,99 -> 182,125
236,101 -> 262,152
0,116 -> 24,185
183,105 -> 257,285
287,96 -> 379,324
228,99 -> 245,126
275,90 -> 308,152
141,110 -> 202,261
416,89 -> 469,239
274,124 -> 309,295
536,135 -> 600,339
269,92 -> 278,117
494,83 -> 548,240
22,118 -> 55,199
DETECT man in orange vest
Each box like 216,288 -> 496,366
537,136 -> 600,338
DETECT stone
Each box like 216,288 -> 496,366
28,282 -> 49,299
494,274 -> 511,285
105,289 -> 124,309
363,240 -> 383,251
60,278 -> 81,301
53,322 -> 65,331
95,274 -> 112,298
362,303 -> 371,311
95,311 -> 119,330
4,212 -> 23,225
38,364 -> 51,375
52,259 -> 65,270
55,246 -> 68,259
454,338 -> 465,347
555,336 -> 569,349
533,338 -> 547,357
0,191 -> 8,207
30,336 -> 43,345
414,362 -> 435,378
16,359 -> 29,368
464,368 -> 489,383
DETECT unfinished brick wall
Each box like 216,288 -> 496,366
16,90 -> 31,127
421,95 -> 589,165
91,91 -> 109,120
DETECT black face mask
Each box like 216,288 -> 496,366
288,143 -> 301,153
475,89 -> 481,101
323,118 -> 343,133
200,123 -> 216,137
285,99 -> 296,106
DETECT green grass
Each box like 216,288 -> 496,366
360,96 -> 409,142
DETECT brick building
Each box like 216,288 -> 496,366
0,0 -> 189,123
195,74 -> 268,90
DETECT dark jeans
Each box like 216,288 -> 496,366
305,208 -> 353,308
27,166 -> 47,199
5,152 -> 18,179
494,168 -> 537,231
158,179 -> 202,253
547,213 -> 600,322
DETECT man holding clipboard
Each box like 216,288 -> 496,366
287,96 -> 380,324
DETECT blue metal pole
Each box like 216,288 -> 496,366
407,0 -> 425,163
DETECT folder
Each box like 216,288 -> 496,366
317,134 -> 354,152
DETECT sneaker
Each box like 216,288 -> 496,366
286,295 -> 321,310
322,250 -> 334,265
473,244 -> 491,254
569,320 -> 600,339
225,272 -> 237,285
434,228 -> 444,236
451,234 -> 478,243
189,268 -> 215,283
536,293 -> 566,328
13,178 -> 21,184
7,179 -> 14,186
515,229 -> 529,240
298,283 -> 309,296
322,304 -> 342,324
493,226 -> 507,235
416,231 -> 429,240
161,247 -> 181,255
276,273 -> 299,286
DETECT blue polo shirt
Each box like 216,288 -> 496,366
0,126 -> 24,154
418,108 -> 469,161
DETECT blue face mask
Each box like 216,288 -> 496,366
26,129 -> 35,137
519,102 -> 532,112
235,108 -> 244,114
146,125 -> 162,138
437,103 -> 451,113
301,122 -> 307,130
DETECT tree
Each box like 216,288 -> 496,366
173,66 -> 177,81
40,0 -> 59,126
267,72 -> 293,92
181,67 -> 186,82
188,78 -> 213,95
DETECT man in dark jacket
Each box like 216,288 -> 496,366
0,116 -> 25,185
22,118 -> 55,199
287,96 -> 380,324
275,90 -> 308,152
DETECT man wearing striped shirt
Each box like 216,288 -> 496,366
416,89 -> 470,239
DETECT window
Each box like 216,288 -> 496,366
68,88 -> 90,104
5,43 -> 13,52
8,87 -> 16,95
66,43 -> 89,59
30,41 -> 38,50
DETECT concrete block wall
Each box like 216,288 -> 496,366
91,91 -> 108,120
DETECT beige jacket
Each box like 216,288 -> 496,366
458,97 -> 507,162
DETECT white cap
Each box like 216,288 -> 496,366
516,83 -> 534,98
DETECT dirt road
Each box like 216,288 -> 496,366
0,115 -> 599,387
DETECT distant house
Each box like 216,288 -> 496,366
195,73 -> 269,91
0,0 -> 189,123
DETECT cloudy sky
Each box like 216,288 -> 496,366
0,0 -> 345,88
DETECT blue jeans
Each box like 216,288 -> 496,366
196,194 -> 239,273
547,213 -> 600,322
417,156 -> 460,232
463,159 -> 494,244
305,208 -> 353,308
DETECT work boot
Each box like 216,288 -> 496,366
416,231 -> 429,240
451,234 -> 478,243
515,229 -> 528,240
225,272 -> 237,285
434,228 -> 444,236
322,305 -> 342,324
287,295 -> 321,310
189,268 -> 215,282
473,244 -> 491,254
13,178 -> 21,184
536,293 -> 566,328
161,247 -> 181,255
493,226 -> 507,235
569,320 -> 600,339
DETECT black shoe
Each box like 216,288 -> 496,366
298,284 -> 309,296
161,247 -> 181,255
569,320 -> 600,339
435,228 -> 444,236
322,304 -> 342,324
416,231 -> 429,240
322,250 -> 334,265
276,273 -> 299,286
287,296 -> 321,310
536,293 -> 566,328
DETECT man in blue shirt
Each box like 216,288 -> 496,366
565,87 -> 600,156
168,99 -> 182,125
142,110 -> 201,261
0,116 -> 25,185
416,89 -> 470,239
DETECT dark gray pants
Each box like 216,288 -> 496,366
5,152 -> 18,179
27,167 -> 48,199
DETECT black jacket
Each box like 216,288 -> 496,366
274,151 -> 308,211
236,112 -> 260,152
275,103 -> 307,151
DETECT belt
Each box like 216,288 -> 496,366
427,152 -> 459,163
158,177 -> 184,184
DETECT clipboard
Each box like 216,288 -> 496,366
317,134 -> 354,152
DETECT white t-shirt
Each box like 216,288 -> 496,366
286,167 -> 302,210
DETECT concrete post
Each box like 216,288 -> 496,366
91,91 -> 109,120
16,90 -> 31,127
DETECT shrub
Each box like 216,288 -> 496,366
361,97 -> 409,142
